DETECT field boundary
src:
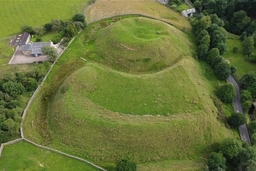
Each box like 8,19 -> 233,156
0,35 -> 106,171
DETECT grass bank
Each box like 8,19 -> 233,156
0,141 -> 98,171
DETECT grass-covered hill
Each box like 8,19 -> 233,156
23,15 -> 236,170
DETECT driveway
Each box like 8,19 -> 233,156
227,75 -> 251,146
9,46 -> 63,64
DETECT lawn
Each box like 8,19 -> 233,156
0,141 -> 98,171
23,15 -> 236,170
0,0 -> 91,38
30,32 -> 59,42
223,39 -> 256,78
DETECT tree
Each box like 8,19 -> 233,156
242,36 -> 254,56
230,10 -> 251,35
240,72 -> 256,89
23,78 -> 38,92
251,133 -> 256,145
66,22 -> 78,38
41,46 -> 58,62
211,30 -> 226,48
197,44 -> 209,60
241,90 -> 253,112
214,61 -> 230,80
207,152 -> 226,171
207,48 -> 220,65
248,53 -> 256,63
72,14 -> 85,23
2,82 -> 25,97
216,83 -> 235,103
34,26 -> 45,37
220,138 -> 242,160
193,16 -> 212,35
227,112 -> 246,128
44,23 -> 53,32
116,159 -> 136,171
194,0 -> 202,12
1,118 -> 16,134
210,14 -> 224,27
248,121 -> 256,134
196,30 -> 209,44
21,25 -> 35,35
51,19 -> 63,32
214,0 -> 227,17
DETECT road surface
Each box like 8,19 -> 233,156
227,75 -> 251,146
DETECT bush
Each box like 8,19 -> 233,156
116,159 -> 136,171
214,61 -> 231,80
227,113 -> 246,128
216,83 -> 235,103
207,152 -> 226,171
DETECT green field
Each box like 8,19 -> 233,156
223,39 -> 256,78
23,16 -> 236,170
0,0 -> 91,38
0,141 -> 98,171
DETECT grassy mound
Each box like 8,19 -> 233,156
59,63 -> 201,115
86,17 -> 192,72
23,16 -> 236,170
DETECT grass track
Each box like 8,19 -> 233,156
0,141 -> 98,171
0,0 -> 90,38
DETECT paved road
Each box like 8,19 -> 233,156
184,0 -> 192,7
227,75 -> 251,146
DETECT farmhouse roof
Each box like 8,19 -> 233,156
21,41 -> 53,55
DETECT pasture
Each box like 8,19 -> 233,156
223,39 -> 256,78
0,141 -> 98,171
23,15 -> 236,170
0,0 -> 91,38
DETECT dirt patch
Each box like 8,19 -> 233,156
120,44 -> 136,51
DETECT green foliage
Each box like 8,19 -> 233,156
42,46 -> 58,62
251,133 -> 256,146
241,90 -> 253,112
72,14 -> 85,23
2,82 -> 25,98
197,44 -> 209,60
207,48 -> 220,66
52,34 -> 63,44
248,121 -> 256,135
116,159 -> 136,171
230,10 -> 251,35
227,112 -> 246,128
216,83 -> 235,103
214,61 -> 231,80
220,138 -> 242,160
21,25 -> 35,34
66,22 -> 78,38
248,53 -> 256,63
44,23 -> 53,32
242,36 -> 254,56
193,16 -> 212,35
207,152 -> 226,171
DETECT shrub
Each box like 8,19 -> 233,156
216,83 -> 235,103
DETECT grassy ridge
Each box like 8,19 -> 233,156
0,0 -> 90,38
65,63 -> 202,115
0,141 -> 98,171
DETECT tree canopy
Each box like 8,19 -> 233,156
42,46 -> 58,62
116,159 -> 136,171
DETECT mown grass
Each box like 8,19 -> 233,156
223,39 -> 256,78
0,0 -> 91,38
0,141 -> 98,171
86,0 -> 191,32
31,32 -> 59,42
23,15 -> 236,170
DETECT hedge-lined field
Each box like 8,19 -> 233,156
0,0 -> 90,38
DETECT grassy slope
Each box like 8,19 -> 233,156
86,0 -> 191,31
0,141 -> 98,171
22,11 -> 236,171
223,39 -> 256,78
94,17 -> 192,72
0,0 -> 90,38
